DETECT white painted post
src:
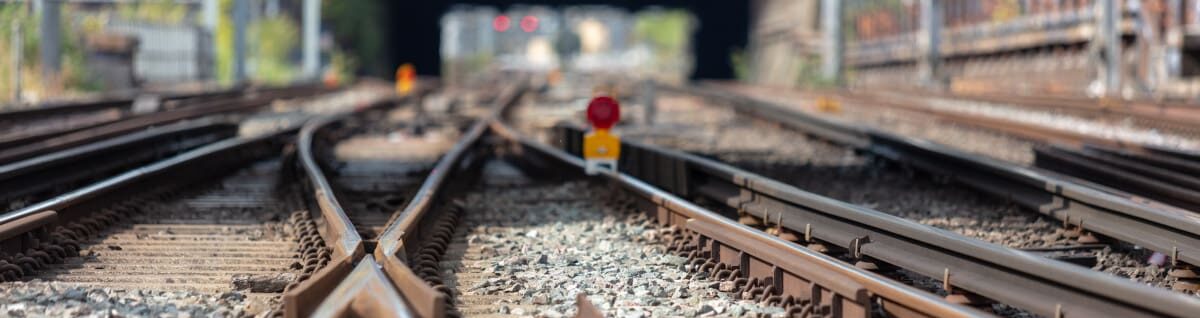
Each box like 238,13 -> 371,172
302,0 -> 320,78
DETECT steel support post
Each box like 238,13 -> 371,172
820,0 -> 843,85
641,80 -> 656,125
11,20 -> 21,103
203,0 -> 219,80
302,0 -> 320,78
233,0 -> 249,82
1166,0 -> 1183,79
920,0 -> 943,88
1101,0 -> 1122,97
39,0 -> 60,84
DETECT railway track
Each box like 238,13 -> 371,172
505,80 -> 1200,317
0,83 -> 400,316
0,83 -> 328,165
0,120 -> 237,211
0,123 -> 302,315
930,91 -> 1200,137
6,75 -> 1199,317
706,83 -> 1200,262
0,86 -> 240,147
316,79 -> 982,318
676,84 -> 1200,261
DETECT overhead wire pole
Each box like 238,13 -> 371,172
233,0 -> 248,82
820,0 -> 843,85
11,20 -> 21,103
919,0 -> 943,88
39,0 -> 60,86
1167,0 -> 1183,79
302,0 -> 320,78
1102,0 -> 1122,98
203,0 -> 219,80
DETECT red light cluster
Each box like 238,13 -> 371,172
492,15 -> 511,32
520,15 -> 538,33
494,15 -> 538,33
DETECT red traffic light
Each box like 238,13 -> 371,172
520,15 -> 539,32
493,15 -> 511,32
587,96 -> 620,130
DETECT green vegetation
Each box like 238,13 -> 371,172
117,1 -> 190,25
633,9 -> 695,81
794,55 -> 838,88
730,48 -> 748,82
323,0 -> 385,77
250,16 -> 299,84
0,4 -> 96,103
215,0 -> 235,84
633,10 -> 690,55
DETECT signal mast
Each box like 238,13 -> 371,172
583,95 -> 620,175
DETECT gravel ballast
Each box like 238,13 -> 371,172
0,283 -> 268,317
443,172 -> 787,317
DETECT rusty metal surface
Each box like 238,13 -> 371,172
558,121 -> 1200,317
0,121 -> 237,205
358,79 -> 522,317
872,89 -> 1200,136
491,121 -> 985,318
0,123 -> 300,227
283,91 -> 418,318
1035,145 -> 1200,212
692,83 -> 1200,266
0,84 -> 326,156
0,84 -> 246,124
311,256 -> 415,318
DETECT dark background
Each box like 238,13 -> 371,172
382,0 -> 748,79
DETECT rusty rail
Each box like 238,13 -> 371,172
682,83 -> 1200,266
0,83 -> 328,162
282,90 -> 415,318
0,120 -> 237,204
0,84 -> 247,123
370,81 -> 524,318
489,121 -> 985,318
0,118 -> 300,284
1035,144 -> 1200,213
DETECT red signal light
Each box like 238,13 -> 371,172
587,96 -> 620,130
493,15 -> 511,32
520,15 -> 539,33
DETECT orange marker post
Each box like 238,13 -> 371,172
396,63 -> 416,95
583,96 -> 620,175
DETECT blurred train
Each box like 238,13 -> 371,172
439,5 -> 696,84
747,0 -> 1200,100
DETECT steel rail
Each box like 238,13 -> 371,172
283,91 -> 417,318
0,120 -> 237,204
677,83 -> 1200,266
0,84 -> 247,122
649,84 -> 1200,317
0,83 -> 327,155
490,121 -> 985,318
0,123 -> 300,227
931,91 -> 1200,134
1035,145 -> 1200,212
371,81 -> 525,318
0,120 -> 235,181
552,122 -> 1200,317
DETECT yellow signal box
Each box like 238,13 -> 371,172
583,129 -> 620,175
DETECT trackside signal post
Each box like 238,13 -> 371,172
584,96 -> 620,175
396,63 -> 416,95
